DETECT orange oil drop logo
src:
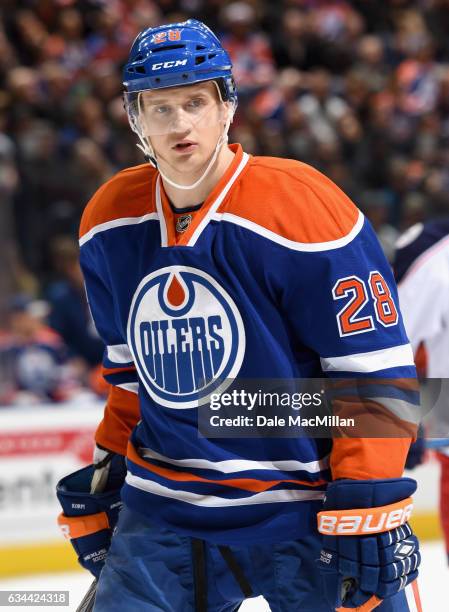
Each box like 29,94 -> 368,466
166,274 -> 185,307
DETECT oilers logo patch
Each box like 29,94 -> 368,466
127,266 -> 245,408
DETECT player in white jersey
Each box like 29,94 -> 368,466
395,218 -> 449,563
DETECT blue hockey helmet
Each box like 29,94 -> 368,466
123,19 -> 237,105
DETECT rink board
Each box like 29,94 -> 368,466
0,403 -> 442,576
0,403 -> 102,576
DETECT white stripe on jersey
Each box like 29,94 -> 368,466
211,209 -> 365,252
139,446 -> 329,474
118,382 -> 139,394
155,178 -> 168,247
79,213 -> 159,246
126,472 -> 325,506
154,153 -> 250,248
347,396 -> 420,424
187,153 -> 250,247
107,344 -> 133,364
320,343 -> 414,373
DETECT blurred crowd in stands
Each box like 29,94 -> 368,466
1,0 -> 449,403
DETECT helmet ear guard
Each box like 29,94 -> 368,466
211,79 -> 237,127
215,76 -> 237,105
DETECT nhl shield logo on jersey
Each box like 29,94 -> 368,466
128,266 -> 245,408
176,214 -> 192,233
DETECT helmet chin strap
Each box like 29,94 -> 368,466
135,84 -> 234,191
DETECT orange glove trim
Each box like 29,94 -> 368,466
57,511 -> 110,540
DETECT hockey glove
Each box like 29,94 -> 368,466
56,447 -> 126,579
317,478 -> 420,611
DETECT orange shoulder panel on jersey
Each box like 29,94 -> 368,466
95,385 -> 140,456
79,163 -> 158,241
221,155 -> 360,244
330,437 -> 412,480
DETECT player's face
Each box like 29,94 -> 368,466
139,81 -> 228,174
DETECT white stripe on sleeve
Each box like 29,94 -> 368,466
118,382 -> 139,394
107,344 -> 133,364
320,343 -> 414,373
211,209 -> 364,252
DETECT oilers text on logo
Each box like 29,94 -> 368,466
127,266 -> 245,408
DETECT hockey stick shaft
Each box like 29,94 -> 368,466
75,578 -> 97,612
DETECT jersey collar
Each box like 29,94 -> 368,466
155,143 -> 250,247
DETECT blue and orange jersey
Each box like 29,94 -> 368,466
79,143 -> 419,544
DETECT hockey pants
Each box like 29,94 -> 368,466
93,505 -> 421,612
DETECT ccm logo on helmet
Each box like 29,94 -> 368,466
317,499 -> 413,536
152,59 -> 188,71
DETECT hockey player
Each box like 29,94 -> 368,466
394,218 -> 449,564
56,20 -> 422,611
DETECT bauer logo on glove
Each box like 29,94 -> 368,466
318,498 -> 414,535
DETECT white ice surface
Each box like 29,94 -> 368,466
0,541 -> 444,611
